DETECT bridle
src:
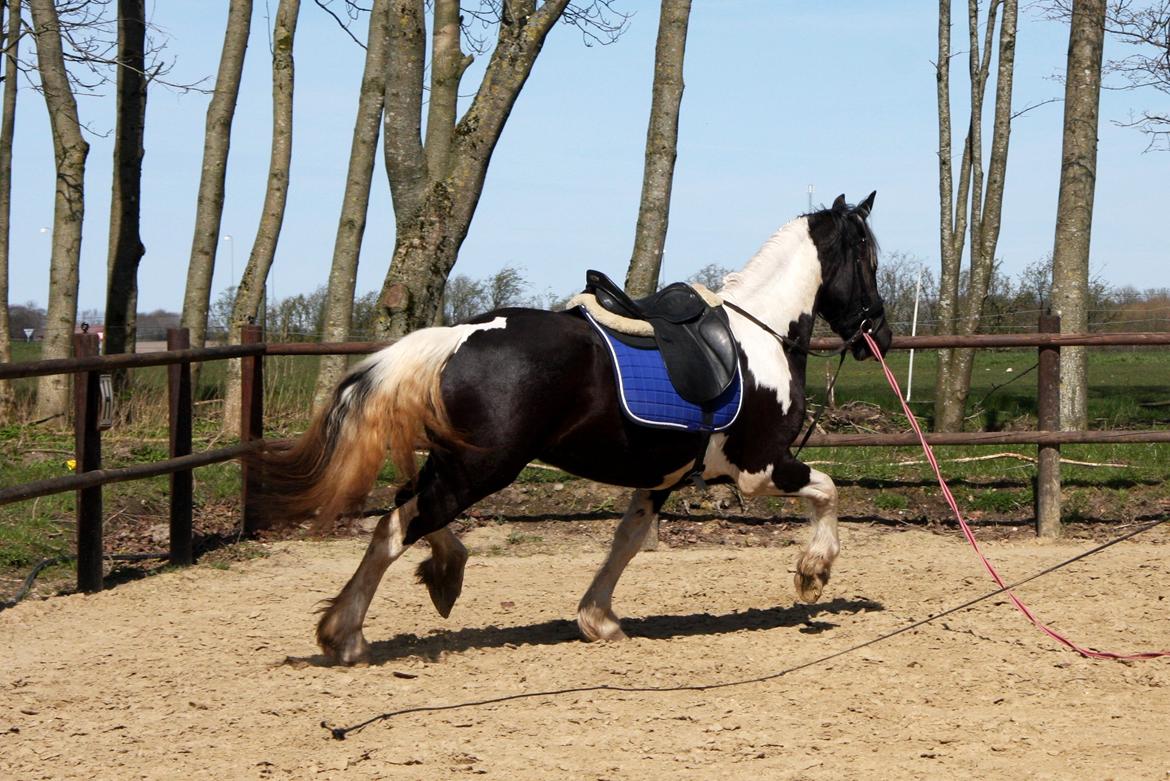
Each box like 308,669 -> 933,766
722,222 -> 884,358
719,220 -> 885,457
837,223 -> 885,341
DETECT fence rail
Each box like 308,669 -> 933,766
1,320 -> 1167,593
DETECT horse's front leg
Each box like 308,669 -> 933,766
792,468 -> 840,603
316,499 -> 416,664
577,489 -> 666,641
734,464 -> 840,604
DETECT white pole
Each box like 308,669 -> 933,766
905,266 -> 924,402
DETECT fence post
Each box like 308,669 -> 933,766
240,324 -> 265,536
73,331 -> 104,592
1036,313 -> 1062,538
167,328 -> 194,566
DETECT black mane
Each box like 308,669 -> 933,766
803,202 -> 879,273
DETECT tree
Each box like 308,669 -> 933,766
179,0 -> 252,363
934,0 -> 1019,432
485,264 -> 527,310
313,0 -> 392,407
1050,0 -> 1107,430
374,1 -> 626,339
624,0 -> 691,298
686,263 -> 732,291
224,0 -> 300,429
29,0 -> 90,423
1102,0 -> 1170,151
101,0 -> 148,364
876,252 -> 936,333
626,0 -> 690,554
442,265 -> 528,324
0,0 -> 20,422
208,285 -> 237,340
442,273 -> 488,324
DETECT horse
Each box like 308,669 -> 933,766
254,192 -> 892,665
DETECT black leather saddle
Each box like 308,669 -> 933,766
584,270 -> 738,404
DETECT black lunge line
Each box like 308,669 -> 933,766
321,516 -> 1166,740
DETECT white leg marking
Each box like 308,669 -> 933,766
578,490 -> 656,642
793,469 -> 840,603
317,499 -> 417,664
722,460 -> 840,604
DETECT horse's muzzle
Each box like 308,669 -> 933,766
853,321 -> 892,360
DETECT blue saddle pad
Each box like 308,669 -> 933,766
582,309 -> 742,432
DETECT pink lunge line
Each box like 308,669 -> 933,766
861,331 -> 1169,660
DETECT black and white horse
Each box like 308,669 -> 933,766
257,192 -> 892,665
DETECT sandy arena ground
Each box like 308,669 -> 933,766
3,520 -> 1169,780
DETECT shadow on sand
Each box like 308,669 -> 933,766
285,596 -> 884,668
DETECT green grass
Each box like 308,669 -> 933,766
816,346 -> 1170,431
804,442 -> 1169,488
873,491 -> 909,511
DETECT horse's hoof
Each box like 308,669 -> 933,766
577,606 -> 628,642
323,635 -> 371,666
416,553 -> 467,619
794,571 -> 826,603
317,613 -> 372,665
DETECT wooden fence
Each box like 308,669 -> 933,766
2,320 -> 1168,593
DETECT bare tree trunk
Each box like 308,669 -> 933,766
313,0 -> 392,407
223,0 -> 299,429
103,0 -> 147,362
375,0 -> 571,339
628,0 -> 691,551
624,0 -> 690,298
180,0 -> 252,375
0,0 -> 20,422
934,0 -> 1017,432
30,0 -> 90,423
935,0 -> 954,424
1051,0 -> 1106,431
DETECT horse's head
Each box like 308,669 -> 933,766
809,191 -> 893,360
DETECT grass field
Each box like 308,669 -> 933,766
2,341 -> 1168,588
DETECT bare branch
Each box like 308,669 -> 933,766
313,0 -> 368,48
1011,95 -> 1061,118
1039,0 -> 1169,148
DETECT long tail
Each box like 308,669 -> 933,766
251,326 -> 471,532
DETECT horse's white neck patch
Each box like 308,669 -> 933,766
718,218 -> 821,409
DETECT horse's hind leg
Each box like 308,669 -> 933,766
793,468 -> 840,603
417,526 -> 468,618
316,498 -> 418,664
578,489 -> 668,641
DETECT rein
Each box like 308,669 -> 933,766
720,298 -> 866,458
721,299 -> 864,358
861,331 -> 1170,661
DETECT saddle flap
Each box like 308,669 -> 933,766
653,306 -> 738,403
644,282 -> 708,324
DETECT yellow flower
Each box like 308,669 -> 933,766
66,459 -> 76,471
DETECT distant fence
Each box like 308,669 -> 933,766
2,319 -> 1169,593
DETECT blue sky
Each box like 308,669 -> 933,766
7,0 -> 1166,314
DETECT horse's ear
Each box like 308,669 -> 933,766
832,194 -> 847,212
856,190 -> 877,218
